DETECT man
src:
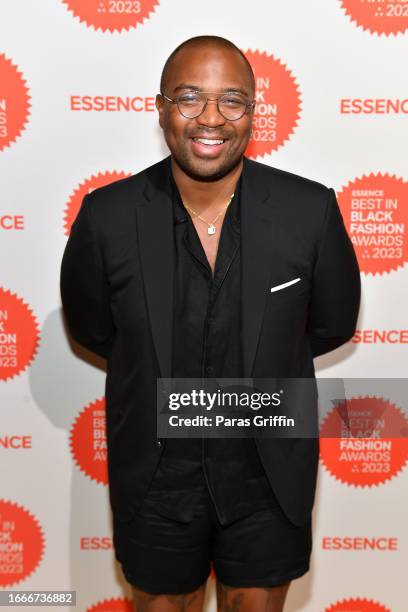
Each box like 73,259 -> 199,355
60,36 -> 361,612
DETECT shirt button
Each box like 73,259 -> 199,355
205,366 -> 214,375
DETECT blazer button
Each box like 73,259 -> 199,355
156,439 -> 162,447
205,366 -> 214,375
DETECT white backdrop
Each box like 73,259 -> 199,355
1,1 -> 408,611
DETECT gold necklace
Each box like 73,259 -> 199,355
184,193 -> 235,235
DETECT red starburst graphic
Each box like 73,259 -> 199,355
0,500 -> 45,587
339,0 -> 408,36
337,173 -> 408,276
326,597 -> 390,611
70,398 -> 108,485
320,396 -> 408,488
63,171 -> 132,235
62,0 -> 160,33
87,597 -> 134,612
0,54 -> 31,152
242,49 -> 302,159
0,288 -> 40,382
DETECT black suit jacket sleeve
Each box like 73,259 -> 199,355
60,192 -> 115,359
307,187 -> 361,358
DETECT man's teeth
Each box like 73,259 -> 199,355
193,138 -> 224,145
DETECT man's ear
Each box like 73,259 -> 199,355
156,94 -> 164,128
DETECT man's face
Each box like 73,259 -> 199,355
156,45 -> 255,181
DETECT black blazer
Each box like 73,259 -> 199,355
60,155 -> 361,526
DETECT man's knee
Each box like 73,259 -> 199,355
216,580 -> 291,612
131,582 -> 206,611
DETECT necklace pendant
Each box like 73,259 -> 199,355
208,225 -> 216,235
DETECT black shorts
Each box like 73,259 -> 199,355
113,482 -> 312,595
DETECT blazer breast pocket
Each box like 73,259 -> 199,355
268,276 -> 310,304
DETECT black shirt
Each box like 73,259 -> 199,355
141,170 -> 278,525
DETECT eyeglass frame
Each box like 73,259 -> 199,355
159,90 -> 256,121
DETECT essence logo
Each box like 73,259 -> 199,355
352,329 -> 408,344
64,171 -> 132,235
0,55 -> 31,153
340,98 -> 408,114
321,536 -> 398,551
0,436 -> 32,450
80,536 -> 113,551
0,288 -> 40,382
0,500 -> 45,587
69,96 -> 155,112
69,398 -> 108,485
0,216 -> 24,231
337,173 -> 408,275
339,0 -> 408,36
242,50 -> 302,160
62,0 -> 160,33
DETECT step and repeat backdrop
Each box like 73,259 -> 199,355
1,1 -> 408,611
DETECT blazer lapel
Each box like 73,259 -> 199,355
241,156 -> 280,378
135,156 -> 174,379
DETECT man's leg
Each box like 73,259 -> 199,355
113,489 -> 212,610
216,581 -> 290,612
131,582 -> 207,612
212,503 -> 311,612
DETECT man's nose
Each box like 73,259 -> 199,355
196,99 -> 226,127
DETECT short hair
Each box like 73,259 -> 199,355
160,35 -> 255,97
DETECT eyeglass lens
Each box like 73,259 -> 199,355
177,92 -> 248,120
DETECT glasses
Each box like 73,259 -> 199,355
160,90 -> 255,121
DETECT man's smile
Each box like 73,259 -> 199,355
192,137 -> 225,145
189,134 -> 229,157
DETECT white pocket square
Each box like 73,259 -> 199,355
270,277 -> 301,293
